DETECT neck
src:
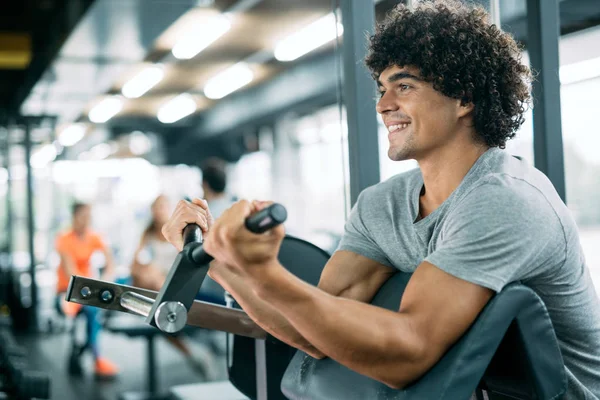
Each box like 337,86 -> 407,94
73,228 -> 86,237
417,140 -> 489,216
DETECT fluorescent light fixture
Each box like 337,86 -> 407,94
89,97 -> 124,123
560,56 -> 600,85
157,94 -> 197,123
204,63 -> 253,99
31,144 -> 57,169
172,15 -> 231,60
58,124 -> 86,147
274,13 -> 343,62
78,151 -> 91,161
122,66 -> 164,98
89,143 -> 113,160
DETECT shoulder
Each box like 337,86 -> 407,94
88,232 -> 106,247
450,172 -> 563,237
56,230 -> 73,244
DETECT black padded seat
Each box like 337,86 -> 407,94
281,274 -> 567,400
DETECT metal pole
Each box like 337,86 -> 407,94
340,0 -> 380,206
3,128 -> 11,259
526,0 -> 566,201
24,120 -> 38,329
148,336 -> 158,395
120,291 -> 153,317
489,0 -> 501,27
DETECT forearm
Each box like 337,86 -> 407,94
254,266 -> 426,389
210,265 -> 325,358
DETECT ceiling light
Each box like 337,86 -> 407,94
172,15 -> 231,60
31,144 -> 57,169
89,143 -> 113,160
157,94 -> 197,123
58,123 -> 86,147
89,97 -> 124,123
274,13 -> 343,62
122,66 -> 164,98
560,56 -> 600,85
204,63 -> 253,100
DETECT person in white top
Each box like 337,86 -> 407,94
131,195 -> 218,379
131,195 -> 178,289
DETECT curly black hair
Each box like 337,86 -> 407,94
366,0 -> 531,148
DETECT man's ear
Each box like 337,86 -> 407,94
457,99 -> 475,118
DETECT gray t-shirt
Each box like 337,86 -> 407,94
338,147 -> 600,399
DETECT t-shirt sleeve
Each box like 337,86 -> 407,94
425,180 -> 566,292
336,191 -> 393,267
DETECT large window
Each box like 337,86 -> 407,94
562,75 -> 600,288
228,104 -> 349,254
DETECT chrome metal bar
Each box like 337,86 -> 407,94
120,291 -> 153,318
66,276 -> 267,339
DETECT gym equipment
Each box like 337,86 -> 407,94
0,330 -> 51,400
67,203 -> 568,400
67,203 -> 287,336
280,274 -> 567,400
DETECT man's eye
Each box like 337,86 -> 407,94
399,84 -> 410,91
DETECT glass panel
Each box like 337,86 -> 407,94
227,105 -> 349,253
562,76 -> 600,290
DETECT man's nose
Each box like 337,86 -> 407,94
376,91 -> 399,114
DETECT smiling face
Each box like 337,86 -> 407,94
376,65 -> 473,162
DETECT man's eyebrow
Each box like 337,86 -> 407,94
377,72 -> 423,87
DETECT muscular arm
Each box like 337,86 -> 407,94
210,250 -> 395,359
250,260 -> 493,389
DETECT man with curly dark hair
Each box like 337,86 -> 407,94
162,0 -> 600,398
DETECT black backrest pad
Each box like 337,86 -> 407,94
281,275 -> 567,400
228,235 -> 330,400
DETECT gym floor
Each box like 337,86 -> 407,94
16,327 -> 228,400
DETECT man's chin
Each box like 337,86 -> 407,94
388,148 -> 411,162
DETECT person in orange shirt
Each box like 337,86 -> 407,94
56,202 -> 118,379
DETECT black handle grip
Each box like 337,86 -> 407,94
183,224 -> 202,247
189,203 -> 287,265
245,203 -> 287,233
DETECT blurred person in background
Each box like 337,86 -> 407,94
131,195 -> 218,380
55,202 -> 118,379
131,195 -> 177,291
199,159 -> 237,305
201,158 -> 237,219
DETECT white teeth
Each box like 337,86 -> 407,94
388,123 -> 409,132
